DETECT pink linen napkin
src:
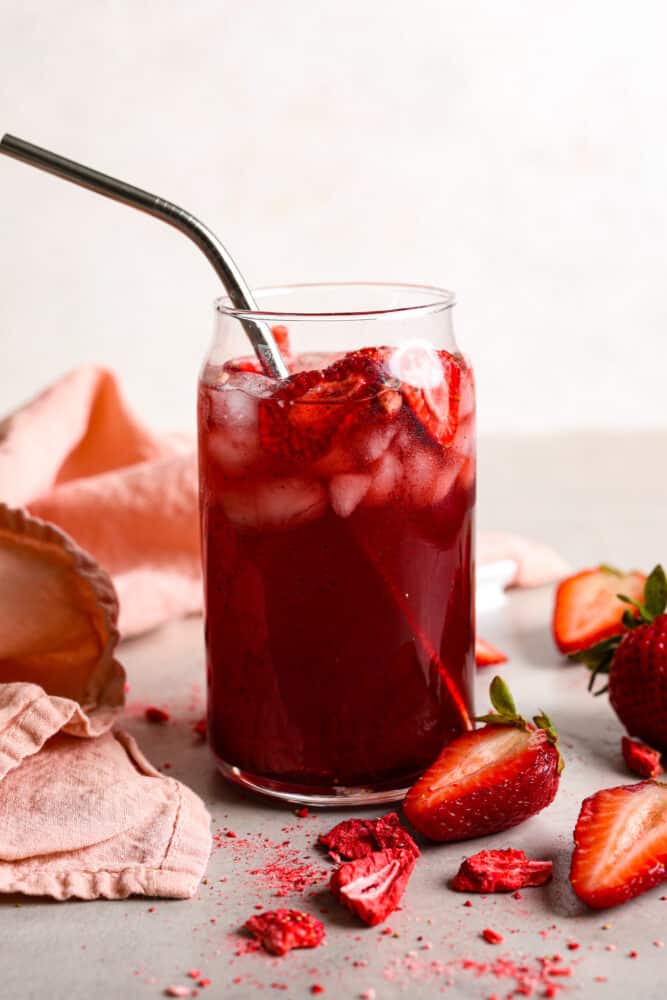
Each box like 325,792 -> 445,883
0,505 -> 211,900
0,366 -> 566,638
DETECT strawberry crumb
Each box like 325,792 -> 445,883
513,891 -> 522,899
567,941 -> 580,951
187,970 -> 201,979
463,900 -> 473,907
226,831 -> 237,838
145,706 -> 170,723
482,928 -> 504,944
595,976 -> 608,983
148,906 -> 156,913
629,950 -> 638,958
544,988 -> 557,998
654,940 -> 664,948
193,718 -> 207,738
310,987 -> 325,995
360,991 -> 376,1000
197,980 -> 211,988
165,988 -> 190,998
296,807 -> 309,818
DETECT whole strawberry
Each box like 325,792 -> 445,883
403,677 -> 563,842
574,565 -> 667,753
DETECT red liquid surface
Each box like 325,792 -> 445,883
198,345 -> 475,792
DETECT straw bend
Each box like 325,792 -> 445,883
0,133 -> 288,379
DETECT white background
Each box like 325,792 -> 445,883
1,0 -> 666,434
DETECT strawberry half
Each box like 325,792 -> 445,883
399,349 -> 462,447
573,565 -> 667,753
403,677 -> 563,842
475,637 -> 508,668
553,565 -> 646,654
570,780 -> 667,908
257,349 -> 389,462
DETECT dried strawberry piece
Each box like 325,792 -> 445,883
224,356 -> 263,374
319,812 -> 419,861
622,736 -> 663,778
145,706 -> 170,723
244,909 -> 325,956
451,849 -> 553,893
399,349 -> 462,447
258,350 -> 390,462
374,813 -> 420,856
329,848 -> 417,925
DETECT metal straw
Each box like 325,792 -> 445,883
0,133 -> 289,379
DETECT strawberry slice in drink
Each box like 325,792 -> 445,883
390,342 -> 462,447
258,350 -> 391,462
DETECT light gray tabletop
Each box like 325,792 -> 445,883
5,431 -> 667,999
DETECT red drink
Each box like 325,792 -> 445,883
199,328 -> 475,802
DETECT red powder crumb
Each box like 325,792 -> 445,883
187,970 -> 201,980
296,807 -> 309,818
226,831 -> 237,838
544,987 -> 557,998
145,706 -> 170,723
197,980 -> 211,989
567,942 -> 580,951
513,891 -> 523,900
463,900 -> 473,907
193,718 -> 206,738
605,945 -> 616,952
310,987 -> 325,996
148,907 -> 156,913
165,988 -> 191,998
628,950 -> 638,958
482,928 -> 504,945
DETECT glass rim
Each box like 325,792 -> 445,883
214,282 -> 456,321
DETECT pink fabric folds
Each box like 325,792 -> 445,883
0,366 -> 201,637
0,505 -> 211,900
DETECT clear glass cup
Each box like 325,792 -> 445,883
198,283 -> 475,805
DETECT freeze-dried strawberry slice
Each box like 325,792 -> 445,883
319,818 -> 377,860
244,909 -> 325,955
319,812 -> 419,861
258,350 -> 389,461
399,349 -> 462,447
451,849 -> 553,893
329,848 -> 417,925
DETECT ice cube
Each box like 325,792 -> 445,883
220,477 -> 328,531
329,472 -> 372,518
363,450 -> 403,506
205,384 -> 266,476
402,446 -> 439,507
352,422 -> 398,465
431,450 -> 466,504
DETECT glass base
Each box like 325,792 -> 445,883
214,753 -> 413,807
